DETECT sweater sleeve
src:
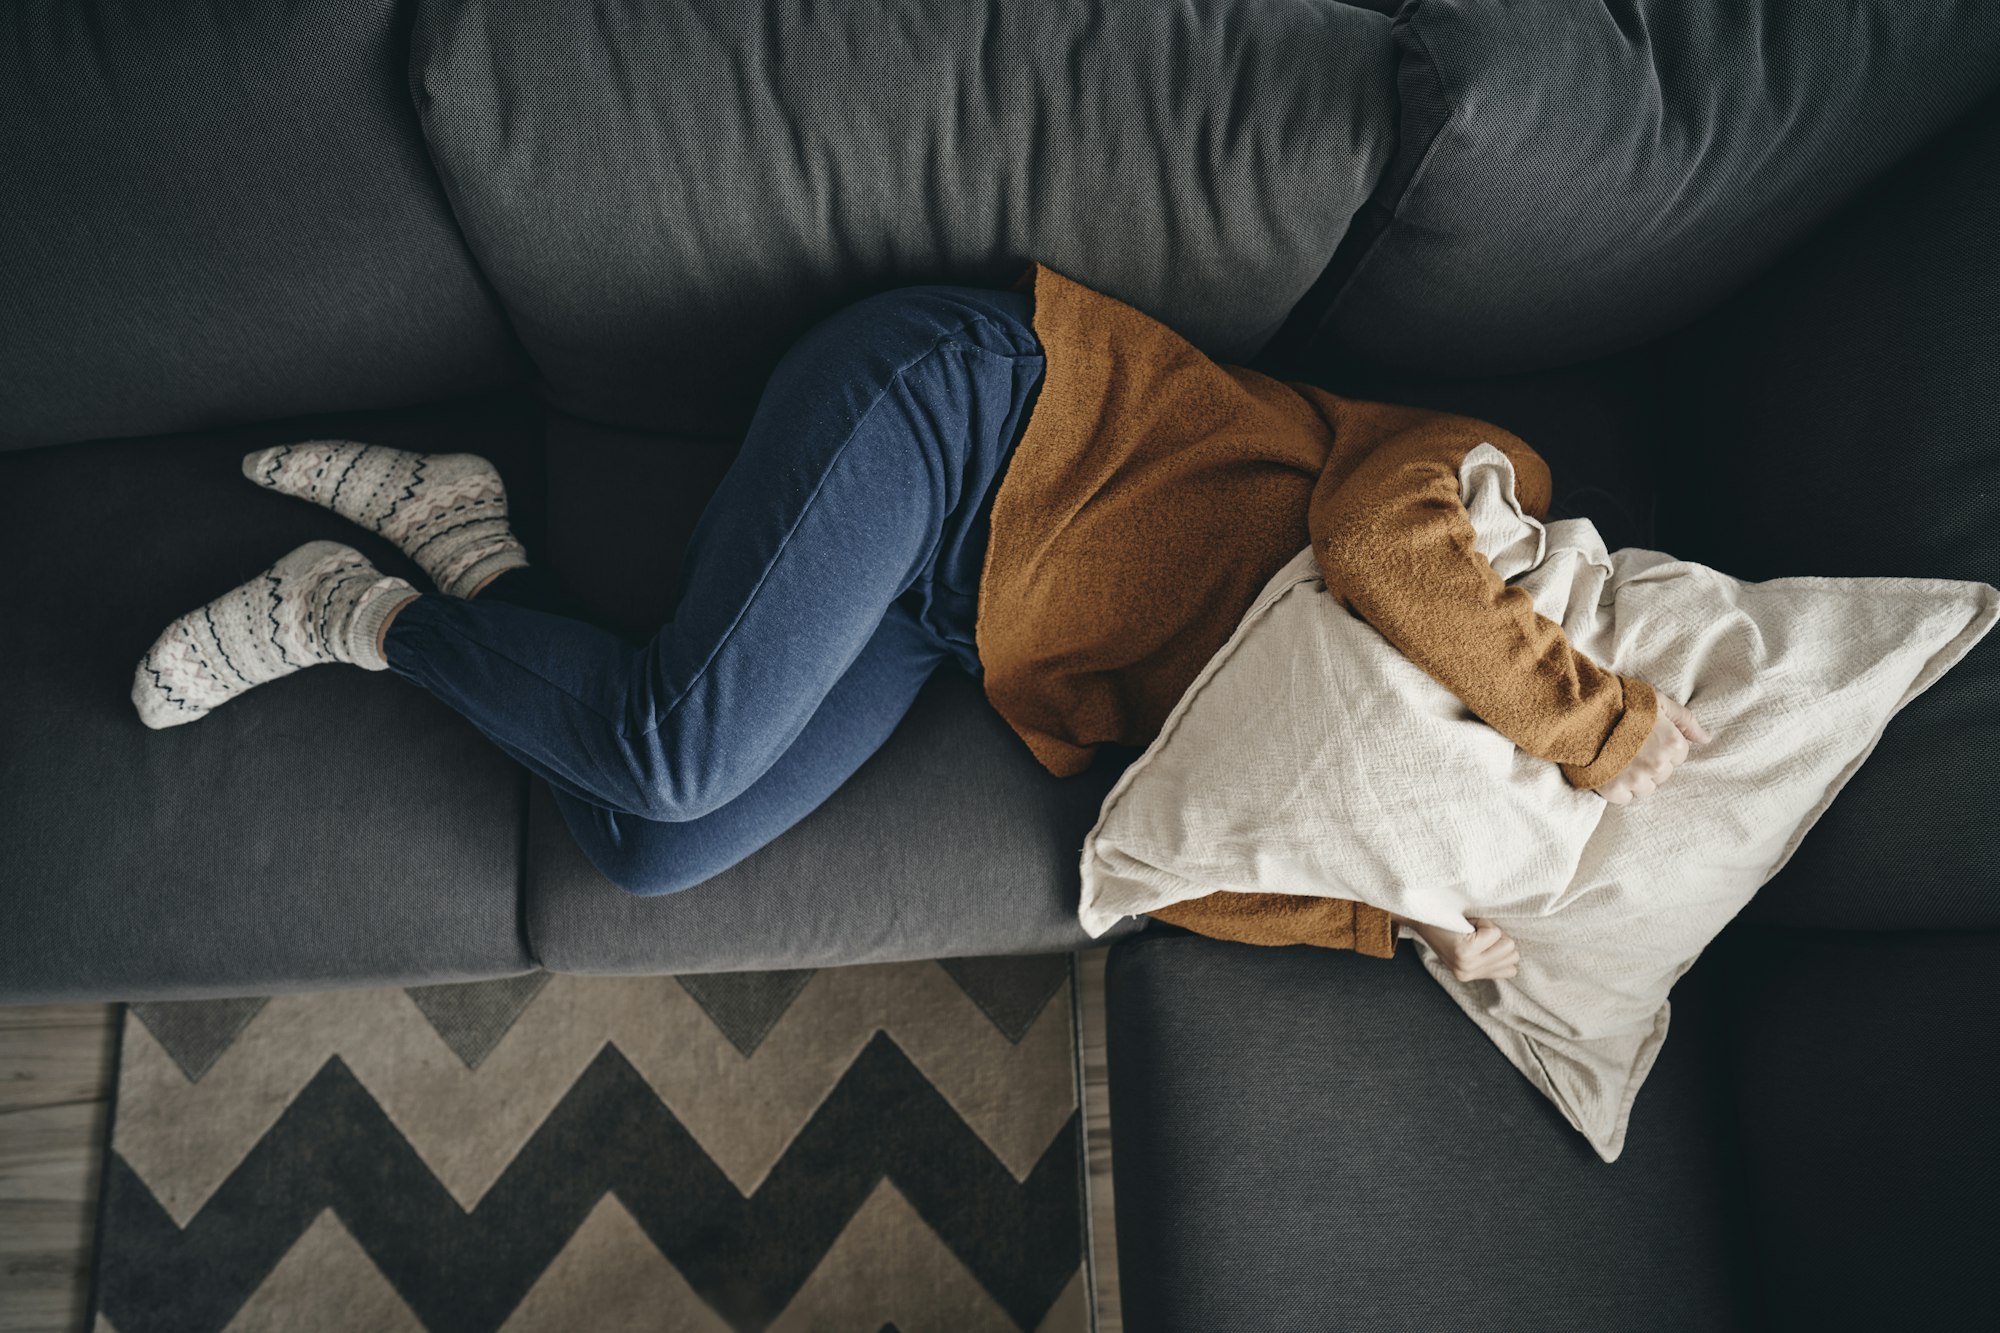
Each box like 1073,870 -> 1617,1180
1146,892 -> 1400,958
1307,411 -> 1657,790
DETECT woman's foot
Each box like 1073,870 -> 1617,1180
241,441 -> 529,598
131,541 -> 417,729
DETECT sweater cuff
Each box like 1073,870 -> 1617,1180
1558,676 -> 1658,790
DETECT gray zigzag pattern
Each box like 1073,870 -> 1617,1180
129,953 -> 1072,1077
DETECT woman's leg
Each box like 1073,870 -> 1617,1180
398,565 -> 638,811
380,284 -> 1043,824
549,602 -> 947,895
454,552 -> 952,896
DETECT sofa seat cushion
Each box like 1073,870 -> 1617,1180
1656,89 -> 2000,931
520,415 -> 1147,971
0,0 -> 522,451
1277,0 -> 2000,377
408,0 -> 1398,436
1102,927 -> 1761,1330
0,394 -> 547,1002
1725,929 -> 2000,1330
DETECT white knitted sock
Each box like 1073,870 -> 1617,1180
241,441 -> 529,597
132,541 -> 417,730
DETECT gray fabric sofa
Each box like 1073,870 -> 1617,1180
5,1 -> 1997,1327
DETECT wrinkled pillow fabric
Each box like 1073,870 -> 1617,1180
1079,444 -> 1998,1161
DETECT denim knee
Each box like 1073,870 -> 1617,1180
801,283 -> 1039,372
571,817 -> 706,898
560,797 -> 757,898
605,859 -> 703,899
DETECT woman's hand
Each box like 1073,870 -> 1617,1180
1593,691 -> 1713,806
1409,916 -> 1519,982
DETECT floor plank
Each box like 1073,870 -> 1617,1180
1077,947 -> 1122,1333
0,1005 -> 118,1333
2,1005 -> 121,1116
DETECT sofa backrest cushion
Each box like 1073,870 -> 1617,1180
408,0 -> 1398,437
1654,89 -> 2000,932
0,0 -> 523,452
1275,0 -> 2000,376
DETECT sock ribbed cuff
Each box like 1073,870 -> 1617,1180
346,578 -> 420,672
447,545 -> 531,600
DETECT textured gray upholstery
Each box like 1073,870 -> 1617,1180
407,0 -> 1399,436
1103,928 -> 1761,1331
1279,0 -> 2000,376
1253,342 -> 1670,555
526,668 -> 1150,974
0,395 -> 546,1002
0,0 -> 522,452
1725,929 -> 2000,1329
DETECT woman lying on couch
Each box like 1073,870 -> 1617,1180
131,261 -> 1707,983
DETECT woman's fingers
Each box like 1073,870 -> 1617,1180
1453,954 -> 1519,981
1435,919 -> 1519,981
1458,921 -> 1516,964
1660,693 -> 1714,745
1596,691 -> 1715,806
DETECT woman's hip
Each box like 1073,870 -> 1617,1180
748,281 -> 1046,665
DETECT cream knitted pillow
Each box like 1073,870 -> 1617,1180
1077,443 -> 1997,1161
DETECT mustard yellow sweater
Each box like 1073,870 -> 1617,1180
974,261 -> 1658,956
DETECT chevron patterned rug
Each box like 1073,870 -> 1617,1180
86,954 -> 1093,1333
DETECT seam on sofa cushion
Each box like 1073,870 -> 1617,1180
1268,0 -> 1457,359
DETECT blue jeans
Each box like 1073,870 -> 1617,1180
383,284 -> 1045,895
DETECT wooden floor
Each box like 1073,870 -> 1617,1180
1077,946 -> 1124,1333
0,1003 -> 118,1333
0,954 -> 1123,1333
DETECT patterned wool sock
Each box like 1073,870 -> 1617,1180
132,541 -> 417,730
241,441 -> 529,597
